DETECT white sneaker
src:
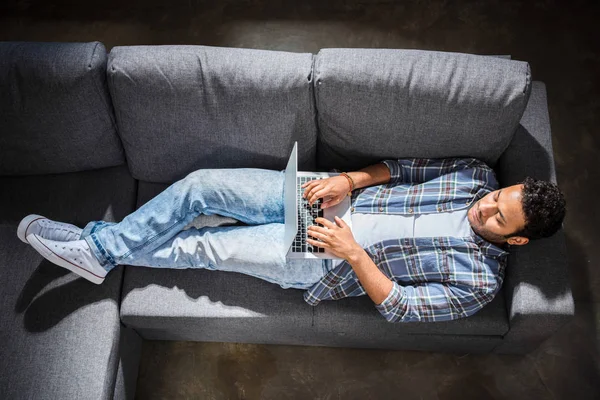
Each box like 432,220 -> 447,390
27,233 -> 108,284
17,214 -> 83,244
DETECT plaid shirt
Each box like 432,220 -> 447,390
303,158 -> 509,323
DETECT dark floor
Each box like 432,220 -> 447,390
2,0 -> 599,399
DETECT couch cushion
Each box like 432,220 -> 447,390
314,49 -> 532,172
313,289 -> 509,337
0,41 -> 125,176
0,164 -> 136,225
120,181 -> 509,345
494,82 -> 574,353
107,45 -> 318,183
122,265 -> 508,341
0,165 -> 136,399
121,266 -> 316,344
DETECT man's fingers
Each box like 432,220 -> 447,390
307,227 -> 327,239
308,189 -> 326,205
334,215 -> 346,227
303,182 -> 320,199
307,238 -> 328,248
321,196 -> 340,209
315,217 -> 335,229
301,179 -> 321,188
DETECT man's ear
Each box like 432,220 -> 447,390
507,236 -> 529,246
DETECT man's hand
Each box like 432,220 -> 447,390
306,216 -> 363,261
301,176 -> 351,209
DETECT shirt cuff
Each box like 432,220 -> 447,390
380,160 -> 402,184
375,282 -> 403,316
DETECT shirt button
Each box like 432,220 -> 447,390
379,207 -> 384,212
351,207 -> 355,212
408,208 -> 414,213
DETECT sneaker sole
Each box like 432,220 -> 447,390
28,234 -> 106,285
17,214 -> 46,244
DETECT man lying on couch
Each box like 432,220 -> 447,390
18,158 -> 566,322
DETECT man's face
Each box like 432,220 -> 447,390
467,184 -> 529,246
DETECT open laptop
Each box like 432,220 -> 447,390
284,142 -> 353,260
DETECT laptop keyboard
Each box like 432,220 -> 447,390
293,176 -> 325,253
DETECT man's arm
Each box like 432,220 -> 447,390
346,163 -> 391,189
346,247 -> 501,322
375,158 -> 492,185
346,248 -> 393,305
307,215 -> 500,323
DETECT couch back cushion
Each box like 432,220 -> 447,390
107,45 -> 317,183
314,49 -> 531,171
0,41 -> 124,175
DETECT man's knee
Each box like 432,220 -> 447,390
184,168 -> 212,182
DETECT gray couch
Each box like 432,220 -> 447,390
0,41 -> 574,399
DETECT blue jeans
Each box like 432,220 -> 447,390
80,168 -> 331,289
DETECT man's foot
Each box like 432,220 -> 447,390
17,214 -> 83,244
27,233 -> 107,284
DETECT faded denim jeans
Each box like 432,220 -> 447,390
79,168 -> 331,289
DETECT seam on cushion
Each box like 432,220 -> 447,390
523,62 -> 531,95
88,41 -> 100,69
310,54 -> 320,171
314,50 -> 322,113
313,51 -> 324,170
88,42 -> 122,159
89,42 -> 118,129
107,52 -> 136,180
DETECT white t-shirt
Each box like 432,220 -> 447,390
332,209 -> 472,266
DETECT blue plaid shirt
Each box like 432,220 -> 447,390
303,158 -> 509,323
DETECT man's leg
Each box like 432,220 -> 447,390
80,168 -> 285,272
113,222 -> 330,289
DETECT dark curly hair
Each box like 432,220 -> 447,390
509,177 -> 566,240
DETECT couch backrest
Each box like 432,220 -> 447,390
107,45 -> 317,183
0,41 -> 125,176
314,49 -> 532,172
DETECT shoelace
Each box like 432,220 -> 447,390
39,221 -> 81,239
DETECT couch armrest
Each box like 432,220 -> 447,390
494,81 -> 575,354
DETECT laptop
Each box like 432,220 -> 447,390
284,142 -> 353,260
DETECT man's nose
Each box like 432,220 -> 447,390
479,201 -> 497,218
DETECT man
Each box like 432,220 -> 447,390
18,158 -> 566,322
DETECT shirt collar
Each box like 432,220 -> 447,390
469,226 -> 510,258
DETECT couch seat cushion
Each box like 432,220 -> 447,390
0,165 -> 136,399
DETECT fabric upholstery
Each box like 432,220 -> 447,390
121,266 -> 507,348
107,45 -> 318,183
0,164 -> 136,225
313,49 -> 531,172
112,326 -> 142,400
0,165 -> 136,399
313,290 -> 508,336
494,82 -> 575,353
0,41 -> 125,176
